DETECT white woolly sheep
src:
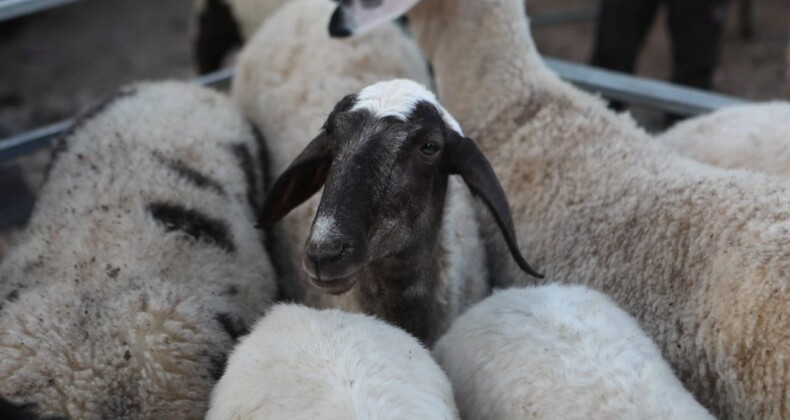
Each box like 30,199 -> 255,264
658,102 -> 790,177
206,303 -> 459,420
0,81 -> 277,419
259,79 -> 540,343
192,0 -> 290,73
330,0 -> 790,417
232,0 -> 480,342
433,284 -> 714,420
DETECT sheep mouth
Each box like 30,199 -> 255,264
303,250 -> 368,295
309,272 -> 358,295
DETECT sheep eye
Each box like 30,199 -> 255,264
420,142 -> 440,156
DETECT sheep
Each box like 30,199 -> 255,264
329,0 -> 790,417
206,303 -> 459,419
432,284 -> 714,420
0,81 -> 277,419
259,79 -> 540,343
658,102 -> 790,177
192,0 -> 289,73
231,0 -> 450,335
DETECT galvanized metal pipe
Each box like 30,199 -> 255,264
531,6 -> 599,27
0,60 -> 748,162
0,0 -> 80,22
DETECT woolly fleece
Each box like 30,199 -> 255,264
0,82 -> 276,419
207,304 -> 459,420
659,102 -> 790,177
400,0 -> 790,417
433,285 -> 714,420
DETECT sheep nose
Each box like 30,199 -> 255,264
306,242 -> 347,269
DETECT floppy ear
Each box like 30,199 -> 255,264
259,132 -> 334,227
329,0 -> 420,37
445,132 -> 544,279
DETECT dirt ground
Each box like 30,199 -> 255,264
0,0 -> 788,260
529,0 -> 789,101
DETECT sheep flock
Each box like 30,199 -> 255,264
1,0 -> 789,419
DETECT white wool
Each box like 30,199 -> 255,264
352,79 -> 464,134
659,102 -> 790,177
0,81 -> 276,419
433,285 -> 714,420
207,304 -> 459,420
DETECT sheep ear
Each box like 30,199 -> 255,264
445,132 -> 544,279
259,132 -> 334,227
329,0 -> 420,37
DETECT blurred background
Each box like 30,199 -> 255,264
0,0 -> 788,257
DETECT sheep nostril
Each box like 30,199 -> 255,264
306,242 -> 348,268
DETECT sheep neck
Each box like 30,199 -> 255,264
355,234 -> 442,344
408,0 -> 554,138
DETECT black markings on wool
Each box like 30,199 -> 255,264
215,312 -> 248,341
0,395 -> 67,420
229,143 -> 260,213
148,202 -> 236,253
209,353 -> 228,382
153,151 -> 227,196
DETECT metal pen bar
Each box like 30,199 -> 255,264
0,69 -> 234,161
0,120 -> 71,161
0,60 -> 749,162
530,6 -> 599,27
0,0 -> 79,22
545,58 -> 748,115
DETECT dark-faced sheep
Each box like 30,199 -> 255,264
260,79 -> 540,343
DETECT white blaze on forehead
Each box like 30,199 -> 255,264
311,215 -> 340,244
351,79 -> 464,135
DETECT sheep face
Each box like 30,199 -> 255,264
304,100 -> 453,294
260,80 -> 541,296
329,0 -> 419,37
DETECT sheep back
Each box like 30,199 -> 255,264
433,285 -> 714,420
207,304 -> 459,420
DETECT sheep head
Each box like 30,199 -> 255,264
260,80 -> 542,295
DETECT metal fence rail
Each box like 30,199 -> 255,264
0,59 -> 748,162
531,6 -> 599,27
545,58 -> 747,116
0,0 -> 79,22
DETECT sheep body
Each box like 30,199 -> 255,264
433,284 -> 714,420
363,0 -> 790,416
234,0 -> 486,338
206,304 -> 459,420
0,81 -> 276,419
659,102 -> 790,176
